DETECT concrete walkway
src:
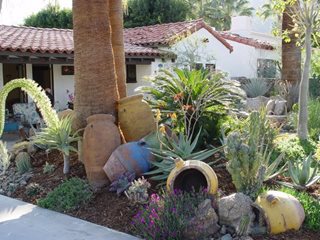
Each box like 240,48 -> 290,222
0,195 -> 139,240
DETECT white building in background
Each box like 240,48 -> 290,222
0,18 -> 279,112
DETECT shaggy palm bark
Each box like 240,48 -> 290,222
282,5 -> 301,108
73,0 -> 119,129
110,0 -> 127,99
298,25 -> 312,140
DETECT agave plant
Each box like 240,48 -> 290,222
279,155 -> 320,190
242,78 -> 270,98
144,129 -> 220,183
263,150 -> 286,181
32,116 -> 81,174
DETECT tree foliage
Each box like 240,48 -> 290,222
124,0 -> 189,28
24,4 -> 72,29
185,0 -> 254,30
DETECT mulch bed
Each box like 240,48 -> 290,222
11,150 -> 320,239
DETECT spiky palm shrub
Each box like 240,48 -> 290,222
0,78 -> 59,136
33,116 -> 81,174
139,68 -> 245,145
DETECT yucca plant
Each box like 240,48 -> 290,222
279,155 -> 320,190
144,128 -> 220,183
139,68 -> 245,144
242,78 -> 270,98
33,116 -> 81,174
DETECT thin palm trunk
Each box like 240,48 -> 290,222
110,0 -> 127,98
298,25 -> 312,140
73,0 -> 119,129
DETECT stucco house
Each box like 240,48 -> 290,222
0,18 -> 278,111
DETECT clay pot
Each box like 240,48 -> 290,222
118,94 -> 156,142
167,158 -> 218,195
83,114 -> 121,188
103,141 -> 153,182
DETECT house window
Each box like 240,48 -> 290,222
195,63 -> 203,70
257,59 -> 277,79
126,65 -> 137,83
205,64 -> 216,72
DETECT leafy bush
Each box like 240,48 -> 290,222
279,187 -> 320,230
132,188 -> 209,240
37,178 -> 93,211
242,78 -> 270,97
273,134 -> 317,163
309,77 -> 320,99
139,68 -> 244,145
308,98 -> 320,141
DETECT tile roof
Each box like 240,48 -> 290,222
124,19 -> 234,52
219,32 -> 275,50
0,25 -> 174,58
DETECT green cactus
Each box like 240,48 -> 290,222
237,215 -> 250,236
225,111 -> 269,199
15,152 -> 32,174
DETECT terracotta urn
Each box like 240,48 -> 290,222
83,114 -> 121,188
118,94 -> 156,142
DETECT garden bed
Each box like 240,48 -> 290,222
7,150 -> 320,240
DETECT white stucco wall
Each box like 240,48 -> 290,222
0,63 -> 3,88
52,64 -> 74,110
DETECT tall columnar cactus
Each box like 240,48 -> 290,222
224,111 -> 267,199
0,78 -> 59,136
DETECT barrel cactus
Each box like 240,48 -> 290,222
15,152 -> 32,174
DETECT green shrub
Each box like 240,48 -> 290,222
273,134 -> 317,162
308,99 -> 320,141
279,187 -> 320,231
139,68 -> 245,145
37,178 -> 93,211
132,188 -> 209,240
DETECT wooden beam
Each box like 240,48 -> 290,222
0,56 -> 73,64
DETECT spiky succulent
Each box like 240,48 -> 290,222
0,140 -> 10,174
279,155 -> 320,190
145,129 -> 220,183
125,177 -> 151,204
109,172 -> 136,196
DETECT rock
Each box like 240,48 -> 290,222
221,233 -> 233,240
246,96 -> 269,111
274,100 -> 287,115
220,225 -> 227,235
183,199 -> 220,240
218,193 -> 255,235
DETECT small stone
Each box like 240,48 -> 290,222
20,180 -> 27,186
221,234 -> 233,240
220,225 -> 227,235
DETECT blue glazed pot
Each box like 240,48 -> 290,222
103,141 -> 153,182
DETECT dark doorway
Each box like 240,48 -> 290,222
32,64 -> 53,91
3,63 -> 27,111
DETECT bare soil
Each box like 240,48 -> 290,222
11,150 -> 320,239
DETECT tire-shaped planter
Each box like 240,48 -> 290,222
166,158 -> 218,195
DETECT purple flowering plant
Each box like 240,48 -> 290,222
132,188 -> 209,240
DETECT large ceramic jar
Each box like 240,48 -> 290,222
118,94 -> 156,142
83,114 -> 121,188
167,158 -> 218,195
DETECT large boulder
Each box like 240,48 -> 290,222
218,193 -> 255,235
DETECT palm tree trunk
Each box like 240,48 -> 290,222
110,0 -> 127,98
298,25 -> 312,140
73,0 -> 119,129
282,5 -> 301,108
